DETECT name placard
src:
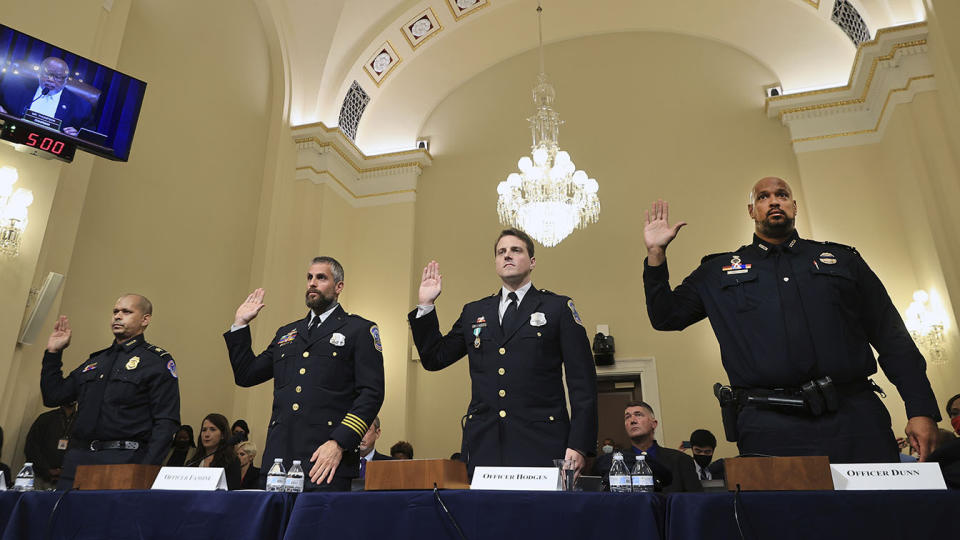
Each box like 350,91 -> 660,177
471,466 -> 558,491
830,463 -> 946,490
22,110 -> 61,130
151,466 -> 228,491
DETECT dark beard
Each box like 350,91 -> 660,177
305,291 -> 335,313
757,215 -> 795,239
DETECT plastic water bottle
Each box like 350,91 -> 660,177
266,458 -> 286,492
285,460 -> 305,493
608,452 -> 632,493
631,454 -> 654,492
14,462 -> 35,492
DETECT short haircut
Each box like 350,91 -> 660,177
311,256 -> 344,283
237,440 -> 258,458
390,440 -> 414,458
624,400 -> 655,417
372,416 -> 381,430
231,419 -> 250,434
494,228 -> 535,259
690,429 -> 717,448
946,393 -> 960,416
122,293 -> 153,315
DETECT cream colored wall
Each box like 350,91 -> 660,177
409,31 -> 804,460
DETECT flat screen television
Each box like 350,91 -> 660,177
0,23 -> 147,162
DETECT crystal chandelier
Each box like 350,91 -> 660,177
0,166 -> 33,257
496,1 -> 599,248
904,289 -> 949,365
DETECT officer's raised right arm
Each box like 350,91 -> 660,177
40,316 -> 79,407
223,288 -> 275,386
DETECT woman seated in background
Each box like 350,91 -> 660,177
189,413 -> 241,490
236,441 -> 261,490
164,425 -> 195,467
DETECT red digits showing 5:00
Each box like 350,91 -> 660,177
26,132 -> 65,155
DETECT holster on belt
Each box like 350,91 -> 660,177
713,383 -> 740,442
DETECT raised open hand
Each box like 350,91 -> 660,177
234,288 -> 266,327
47,315 -> 72,353
418,261 -> 443,305
644,200 -> 687,264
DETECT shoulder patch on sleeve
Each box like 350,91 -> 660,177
567,299 -> 584,327
370,325 -> 383,352
166,359 -> 178,378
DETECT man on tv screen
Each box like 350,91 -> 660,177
0,56 -> 94,136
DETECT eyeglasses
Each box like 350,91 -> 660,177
41,70 -> 68,82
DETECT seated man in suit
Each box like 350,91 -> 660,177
0,56 -> 94,136
594,401 -> 702,492
352,415 -> 391,490
688,428 -> 725,480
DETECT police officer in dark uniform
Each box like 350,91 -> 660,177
641,178 -> 941,462
409,228 -> 598,473
41,294 -> 181,489
224,256 -> 384,491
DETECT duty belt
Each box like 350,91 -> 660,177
75,440 -> 142,451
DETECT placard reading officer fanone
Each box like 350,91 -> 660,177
470,467 -> 558,491
830,463 -> 946,490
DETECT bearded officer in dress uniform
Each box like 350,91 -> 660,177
41,294 -> 180,490
409,228 -> 598,474
224,256 -> 384,491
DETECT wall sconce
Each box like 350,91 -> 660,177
904,289 -> 949,365
0,165 -> 34,257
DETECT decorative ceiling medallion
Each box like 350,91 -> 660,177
363,41 -> 401,87
446,0 -> 488,21
402,7 -> 443,50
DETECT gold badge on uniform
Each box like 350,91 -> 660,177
125,356 -> 140,370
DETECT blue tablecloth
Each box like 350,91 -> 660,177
283,490 -> 665,540
665,490 -> 959,540
1,490 -> 293,540
0,493 -> 22,539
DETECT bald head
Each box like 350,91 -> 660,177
39,57 -> 69,94
747,177 -> 797,242
120,294 -> 153,315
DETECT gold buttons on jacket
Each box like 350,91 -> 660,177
499,410 -> 507,418
537,332 -> 542,337
299,368 -> 306,375
292,403 -> 300,411
332,352 -> 337,357
549,416 -> 555,421
498,347 -> 506,355
302,352 -> 310,358
328,421 -> 333,426
295,385 -> 302,393
498,389 -> 506,397
498,368 -> 505,375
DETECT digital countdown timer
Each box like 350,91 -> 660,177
0,117 -> 77,162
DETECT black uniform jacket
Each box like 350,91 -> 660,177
40,335 -> 181,465
643,231 -> 940,421
224,305 -> 385,481
408,286 -> 598,469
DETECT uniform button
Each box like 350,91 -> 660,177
292,403 -> 300,411
302,352 -> 310,358
468,414 -> 473,419
281,353 -> 285,358
549,416 -> 555,421
498,347 -> 506,355
296,385 -> 302,393
499,410 -> 507,418
537,332 -> 542,337
299,368 -> 306,375
498,368 -> 505,375
783,277 -> 790,282
332,352 -> 337,357
328,421 -> 333,426
498,389 -> 506,397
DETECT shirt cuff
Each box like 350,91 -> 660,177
229,324 -> 248,332
415,305 -> 435,318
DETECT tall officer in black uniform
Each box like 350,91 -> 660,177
409,228 -> 598,473
224,256 -> 385,491
642,177 -> 941,462
41,294 -> 181,489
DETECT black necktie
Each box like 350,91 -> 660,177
74,343 -> 121,437
308,316 -> 318,336
502,292 -> 519,327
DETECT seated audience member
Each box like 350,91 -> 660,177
947,394 -> 960,435
689,429 -> 724,480
599,438 -> 617,455
236,441 -> 260,490
390,441 -> 414,460
594,401 -> 702,493
164,425 -> 195,467
23,402 -> 76,489
189,413 -> 241,490
896,437 -> 919,462
359,417 -> 391,472
0,426 -> 11,489
232,419 -> 250,442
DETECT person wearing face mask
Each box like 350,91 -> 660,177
164,425 -> 195,467
688,429 -> 724,481
928,395 -> 960,488
946,394 -> 960,436
599,438 -> 616,455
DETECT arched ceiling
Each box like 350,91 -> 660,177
264,0 -> 926,154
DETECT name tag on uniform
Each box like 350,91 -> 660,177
830,463 -> 946,490
151,467 -> 228,491
471,466 -> 558,491
57,439 -> 68,450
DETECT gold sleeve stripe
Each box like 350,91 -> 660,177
345,413 -> 369,432
340,418 -> 366,437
